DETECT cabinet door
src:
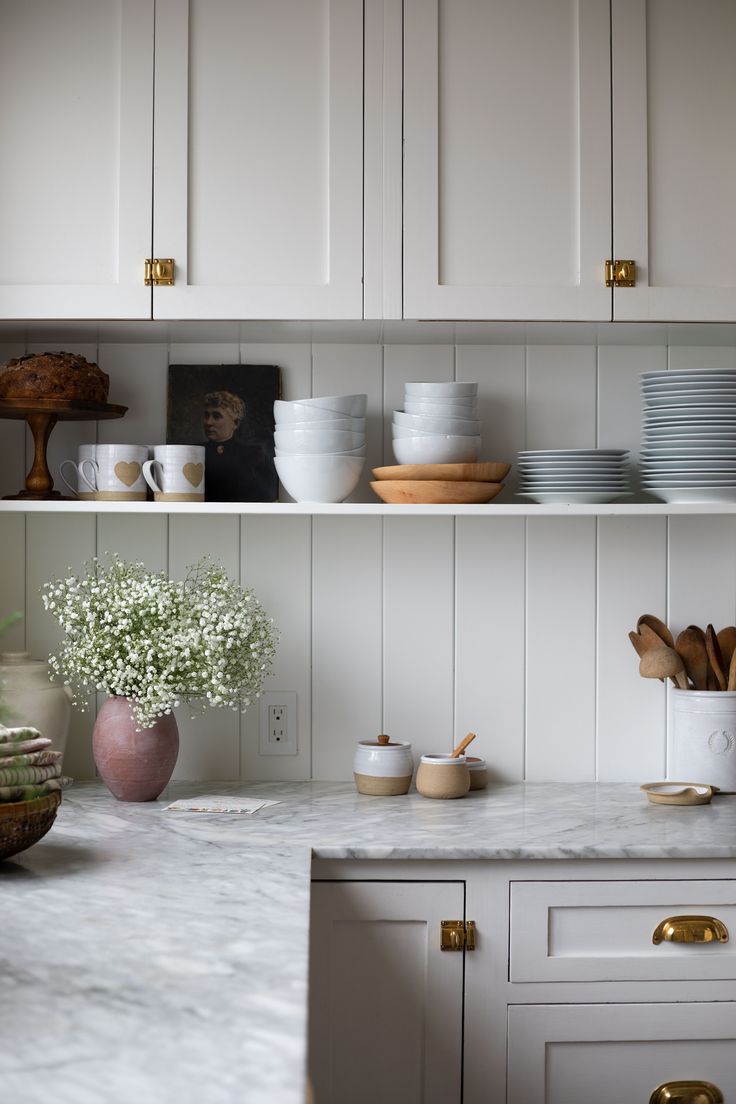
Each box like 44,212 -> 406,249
0,0 -> 154,320
613,0 -> 736,320
153,0 -> 363,320
309,880 -> 465,1104
508,1003 -> 736,1103
403,0 -> 612,321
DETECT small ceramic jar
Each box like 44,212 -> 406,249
0,652 -> 72,759
415,754 -> 470,799
353,734 -> 414,796
466,756 -> 489,790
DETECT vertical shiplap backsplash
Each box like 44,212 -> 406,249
0,336 -> 734,783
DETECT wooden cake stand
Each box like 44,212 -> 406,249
0,399 -> 127,500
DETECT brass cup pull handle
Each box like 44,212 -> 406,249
652,915 -> 729,945
649,1080 -> 723,1104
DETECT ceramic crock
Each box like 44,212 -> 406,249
353,734 -> 413,796
671,689 -> 736,793
466,756 -> 489,790
415,754 -> 470,800
0,651 -> 72,760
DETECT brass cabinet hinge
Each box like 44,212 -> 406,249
144,258 -> 175,286
605,259 -> 636,287
440,920 -> 476,951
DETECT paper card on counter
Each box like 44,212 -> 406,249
164,795 -> 281,813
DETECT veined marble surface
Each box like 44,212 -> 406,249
3,779 -> 736,1104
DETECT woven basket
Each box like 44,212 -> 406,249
0,791 -> 61,861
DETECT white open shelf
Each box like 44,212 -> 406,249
2,500 -> 736,517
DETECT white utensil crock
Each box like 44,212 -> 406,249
0,651 -> 72,761
671,689 -> 736,792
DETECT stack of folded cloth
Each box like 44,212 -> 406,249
0,724 -> 73,802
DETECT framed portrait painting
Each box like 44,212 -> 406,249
167,364 -> 280,502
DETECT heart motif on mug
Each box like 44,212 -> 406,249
183,462 -> 204,488
114,461 -> 142,487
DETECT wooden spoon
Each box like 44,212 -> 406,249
451,732 -> 477,758
629,627 -> 667,682
728,649 -> 736,692
639,647 -> 689,690
705,624 -> 727,691
675,627 -> 710,691
636,614 -> 674,649
717,626 -> 736,672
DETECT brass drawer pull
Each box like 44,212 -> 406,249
649,1080 -> 723,1104
652,915 -> 729,945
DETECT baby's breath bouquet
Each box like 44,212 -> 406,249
41,556 -> 278,729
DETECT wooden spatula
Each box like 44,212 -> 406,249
675,626 -> 709,691
706,624 -> 727,691
718,626 -> 736,673
451,732 -> 477,758
636,614 -> 674,649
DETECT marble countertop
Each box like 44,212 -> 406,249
4,779 -> 736,1104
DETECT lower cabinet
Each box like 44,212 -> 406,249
308,880 -> 466,1104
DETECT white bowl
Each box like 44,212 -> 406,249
276,445 -> 366,459
274,428 -> 366,453
393,409 -> 482,436
274,416 -> 366,433
274,454 -> 365,503
391,424 -> 450,439
282,394 -> 367,417
392,435 -> 481,465
404,399 -> 478,418
274,400 -> 366,425
404,381 -> 478,398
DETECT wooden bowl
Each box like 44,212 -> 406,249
370,480 -> 504,505
372,461 -> 511,483
0,791 -> 61,861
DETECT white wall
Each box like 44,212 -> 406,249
1,334 -> 734,784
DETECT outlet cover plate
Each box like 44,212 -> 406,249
259,692 -> 297,756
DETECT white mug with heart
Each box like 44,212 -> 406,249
59,444 -> 98,500
142,445 -> 205,501
79,444 -> 149,501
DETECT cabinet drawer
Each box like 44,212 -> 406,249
508,1002 -> 736,1104
510,881 -> 736,982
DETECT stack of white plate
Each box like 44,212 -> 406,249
641,370 -> 736,503
517,449 -> 631,504
392,382 -> 481,465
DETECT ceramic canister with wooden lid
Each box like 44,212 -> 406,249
353,734 -> 414,796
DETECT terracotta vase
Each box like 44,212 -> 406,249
92,697 -> 179,802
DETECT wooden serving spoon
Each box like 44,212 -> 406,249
636,614 -> 675,649
451,731 -> 477,758
706,624 -> 727,691
728,649 -> 736,692
675,626 -> 710,691
639,647 -> 689,690
717,626 -> 736,673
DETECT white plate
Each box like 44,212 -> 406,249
648,487 -> 736,503
642,451 -> 736,460
642,460 -> 736,471
644,393 -> 736,407
643,427 -> 736,438
518,464 -> 626,473
643,406 -> 736,418
518,448 -> 628,457
517,491 -> 632,504
642,371 -> 736,383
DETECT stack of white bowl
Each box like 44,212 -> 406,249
392,382 -> 481,465
641,369 -> 736,503
517,449 -> 631,503
273,394 -> 367,502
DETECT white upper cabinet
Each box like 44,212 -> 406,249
613,0 -> 736,321
152,0 -> 364,319
402,0 -> 613,321
0,0 -> 154,321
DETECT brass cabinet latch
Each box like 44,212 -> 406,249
605,259 -> 636,287
440,920 -> 476,951
649,1080 -> 724,1104
652,914 -> 729,945
144,258 -> 175,286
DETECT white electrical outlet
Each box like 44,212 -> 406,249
259,692 -> 297,756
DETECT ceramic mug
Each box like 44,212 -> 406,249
79,444 -> 149,501
59,444 -> 97,500
143,445 -> 205,501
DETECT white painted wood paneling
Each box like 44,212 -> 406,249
312,518 -> 383,780
97,344 -> 168,448
0,0 -> 153,319
25,514 -> 97,780
168,343 -> 240,366
0,514 -> 26,652
240,516 -> 312,781
153,0 -> 363,318
613,0 -> 736,320
455,518 -> 525,781
168,515 -> 241,780
597,517 -> 667,781
382,345 -> 455,467
668,346 -> 736,372
526,518 -> 597,780
0,342 -> 27,498
383,517 -> 455,760
526,346 -> 597,450
96,515 -> 168,571
456,345 -> 525,498
312,345 -> 383,502
669,516 -> 736,632
598,344 -> 667,500
404,0 -> 612,320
